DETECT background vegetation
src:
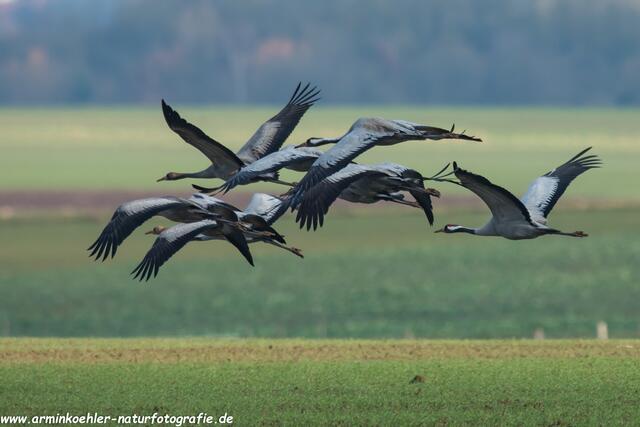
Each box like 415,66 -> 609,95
2,0 -> 640,105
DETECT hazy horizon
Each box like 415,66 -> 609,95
2,0 -> 640,106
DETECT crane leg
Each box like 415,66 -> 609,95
390,199 -> 421,209
548,230 -> 589,238
270,179 -> 297,187
563,230 -> 589,237
264,240 -> 304,258
376,194 -> 420,209
399,185 -> 441,198
279,185 -> 298,198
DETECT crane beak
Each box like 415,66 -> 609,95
156,176 -> 167,182
295,141 -> 309,148
144,229 -> 155,235
425,188 -> 441,198
434,228 -> 444,233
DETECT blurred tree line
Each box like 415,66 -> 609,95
1,0 -> 640,105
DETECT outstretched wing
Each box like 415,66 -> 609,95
289,118 -> 479,207
393,121 -> 482,142
244,193 -> 286,225
131,220 -> 219,281
521,147 -> 601,222
221,226 -> 254,267
296,164 -> 387,231
220,147 -> 320,194
454,163 -> 534,225
236,83 -> 320,163
409,189 -> 435,226
187,193 -> 241,222
387,165 -> 436,226
88,197 -> 186,261
161,99 -> 244,175
290,130 -> 380,206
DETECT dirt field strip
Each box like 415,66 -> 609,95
1,190 -> 635,219
1,339 -> 638,364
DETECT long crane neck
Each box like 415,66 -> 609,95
452,226 -> 478,235
305,136 -> 342,147
174,169 -> 213,180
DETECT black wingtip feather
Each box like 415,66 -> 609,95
288,82 -> 321,106
130,262 -> 143,281
191,183 -> 216,193
295,87 -> 321,106
289,82 -> 309,105
161,99 -> 180,126
288,82 -> 302,104
568,146 -> 593,163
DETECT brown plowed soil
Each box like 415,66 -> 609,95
0,339 -> 638,364
0,189 -> 484,217
0,190 -> 633,219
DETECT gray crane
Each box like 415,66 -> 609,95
158,82 -> 320,183
193,145 -> 323,194
289,117 -> 480,206
294,162 -> 442,230
132,219 -> 255,281
135,193 -> 302,281
189,193 -> 287,243
87,193 -> 252,261
435,147 -> 601,239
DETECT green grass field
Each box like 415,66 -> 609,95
2,339 -> 639,425
1,207 -> 638,338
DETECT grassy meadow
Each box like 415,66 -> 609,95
1,339 -> 639,425
0,106 -> 639,196
1,208 -> 639,338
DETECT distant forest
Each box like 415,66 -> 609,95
1,0 -> 640,105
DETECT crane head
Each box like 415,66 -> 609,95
435,224 -> 461,233
157,172 -> 182,182
296,136 -> 341,148
145,225 -> 167,235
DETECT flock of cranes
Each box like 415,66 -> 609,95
89,82 -> 601,280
